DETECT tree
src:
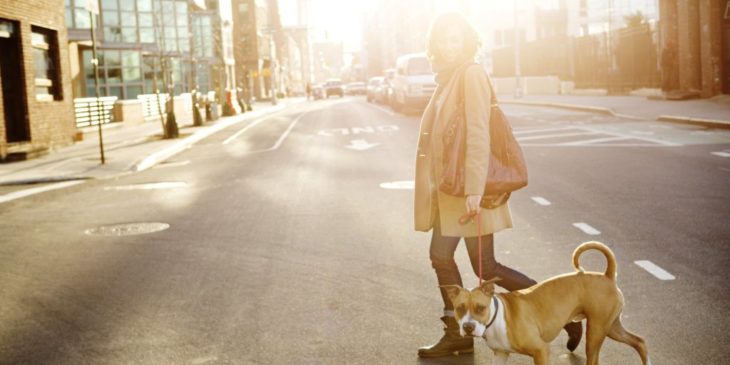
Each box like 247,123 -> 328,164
623,11 -> 646,29
151,0 -> 179,139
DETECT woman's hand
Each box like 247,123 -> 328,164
465,195 -> 482,215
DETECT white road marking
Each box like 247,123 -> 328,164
104,182 -> 187,191
222,116 -> 275,145
634,260 -> 676,280
263,112 -> 308,151
516,131 -> 599,141
365,102 -> 396,116
380,181 -> 414,190
572,222 -> 601,235
576,126 -> 683,146
513,127 -> 569,135
345,139 -> 379,151
558,136 -> 630,146
711,151 -> 730,157
0,180 -> 85,204
531,196 -> 551,206
630,130 -> 655,135
318,128 -> 350,136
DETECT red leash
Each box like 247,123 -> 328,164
477,210 -> 483,285
459,209 -> 484,285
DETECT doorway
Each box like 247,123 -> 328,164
0,19 -> 30,143
722,1 -> 730,93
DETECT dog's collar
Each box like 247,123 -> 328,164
482,296 -> 500,336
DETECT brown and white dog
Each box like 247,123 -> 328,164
441,241 -> 650,365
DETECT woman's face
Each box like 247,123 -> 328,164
437,26 -> 464,64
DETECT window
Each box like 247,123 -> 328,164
65,0 -> 95,29
31,26 -> 62,101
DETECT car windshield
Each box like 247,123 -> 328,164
407,57 -> 431,75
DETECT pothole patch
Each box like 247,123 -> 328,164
104,181 -> 187,190
85,222 -> 170,236
379,180 -> 414,190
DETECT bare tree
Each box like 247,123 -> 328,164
151,0 -> 179,139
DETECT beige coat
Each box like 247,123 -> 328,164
414,64 -> 513,237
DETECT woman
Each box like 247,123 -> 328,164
414,12 -> 582,358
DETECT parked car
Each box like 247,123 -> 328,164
324,79 -> 344,98
312,84 -> 325,100
344,81 -> 366,95
367,77 -> 384,102
390,53 -> 437,112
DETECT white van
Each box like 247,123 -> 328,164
390,53 -> 436,112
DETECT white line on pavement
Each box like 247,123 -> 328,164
0,180 -> 85,204
576,126 -> 683,146
223,116 -> 276,145
531,196 -> 551,206
558,136 -> 630,146
134,103 -> 290,172
364,102 -> 396,116
711,151 -> 730,158
516,131 -> 599,141
634,260 -> 676,280
513,127 -> 570,135
572,222 -> 601,235
258,112 -> 309,152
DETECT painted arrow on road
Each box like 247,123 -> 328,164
345,139 -> 379,151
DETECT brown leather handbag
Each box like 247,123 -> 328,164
439,64 -> 528,209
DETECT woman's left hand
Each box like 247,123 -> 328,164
465,195 -> 482,215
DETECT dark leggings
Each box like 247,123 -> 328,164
430,216 -> 537,311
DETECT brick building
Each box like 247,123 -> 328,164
659,0 -> 729,97
0,0 -> 76,160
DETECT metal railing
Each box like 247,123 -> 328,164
73,96 -> 117,128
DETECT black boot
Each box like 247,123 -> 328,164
565,321 -> 583,352
417,316 -> 473,358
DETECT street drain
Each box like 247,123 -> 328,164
85,222 -> 170,236
104,181 -> 187,190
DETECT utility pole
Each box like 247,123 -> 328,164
514,1 -> 522,98
86,0 -> 105,164
607,0 -> 614,93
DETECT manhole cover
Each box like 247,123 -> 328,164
104,181 -> 187,191
379,181 -> 414,190
85,222 -> 170,236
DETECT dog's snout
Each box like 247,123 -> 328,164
463,322 -> 475,334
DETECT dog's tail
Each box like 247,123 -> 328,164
572,241 -> 617,280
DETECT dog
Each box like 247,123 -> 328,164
441,241 -> 650,365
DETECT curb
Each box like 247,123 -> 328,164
132,101 -> 299,172
500,99 -> 730,129
656,115 -> 730,129
500,99 -> 616,116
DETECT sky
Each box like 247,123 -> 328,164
278,0 -> 368,52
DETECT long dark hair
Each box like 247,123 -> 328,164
425,12 -> 481,65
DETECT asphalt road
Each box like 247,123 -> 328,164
1,96 -> 729,364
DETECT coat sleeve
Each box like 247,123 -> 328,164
463,65 -> 492,196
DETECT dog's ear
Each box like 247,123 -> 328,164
439,285 -> 463,302
479,277 -> 501,295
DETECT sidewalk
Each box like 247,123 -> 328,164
498,94 -> 730,128
0,98 -> 303,186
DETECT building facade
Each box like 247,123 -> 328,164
659,0 -> 729,97
1,0 -> 76,160
64,0 -> 236,101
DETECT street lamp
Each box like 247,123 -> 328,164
513,1 -> 522,99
